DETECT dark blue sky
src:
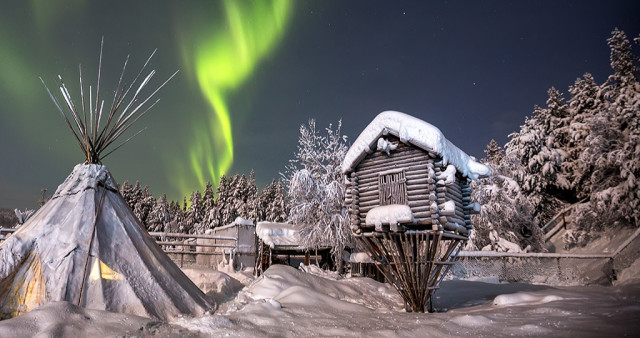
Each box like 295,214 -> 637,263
0,0 -> 638,208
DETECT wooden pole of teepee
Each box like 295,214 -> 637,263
77,187 -> 107,307
40,38 -> 177,165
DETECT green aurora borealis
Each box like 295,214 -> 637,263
180,0 -> 292,196
1,1 -> 638,208
0,0 -> 295,205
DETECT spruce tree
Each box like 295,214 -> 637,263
246,170 -> 259,223
484,139 -> 504,165
213,175 -> 230,227
185,190 -> 203,234
566,73 -> 601,198
272,179 -> 288,222
148,194 -> 170,233
258,179 -> 276,221
202,181 -> 216,229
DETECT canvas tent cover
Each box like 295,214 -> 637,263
0,164 -> 212,320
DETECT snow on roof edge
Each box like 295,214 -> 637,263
341,111 -> 491,180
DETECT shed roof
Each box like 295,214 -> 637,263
256,222 -> 304,250
341,111 -> 490,180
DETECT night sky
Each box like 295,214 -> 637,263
1,1 -> 638,208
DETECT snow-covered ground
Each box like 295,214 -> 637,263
1,263 -> 639,337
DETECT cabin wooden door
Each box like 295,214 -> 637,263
378,170 -> 407,205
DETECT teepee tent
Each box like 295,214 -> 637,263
0,40 -> 213,320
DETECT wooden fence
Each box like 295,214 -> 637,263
0,228 -> 246,269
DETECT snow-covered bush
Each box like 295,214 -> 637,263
283,119 -> 351,269
469,160 -> 543,252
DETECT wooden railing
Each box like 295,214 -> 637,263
541,198 -> 588,241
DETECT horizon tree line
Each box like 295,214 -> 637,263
119,171 -> 288,235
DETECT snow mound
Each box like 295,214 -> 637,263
342,111 -> 491,180
298,262 -> 342,280
0,301 -> 150,337
170,313 -> 233,335
450,314 -> 493,328
241,265 -> 403,313
181,267 -> 245,299
493,292 -> 563,306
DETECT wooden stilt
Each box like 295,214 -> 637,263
356,231 -> 464,313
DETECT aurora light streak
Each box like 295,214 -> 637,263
180,0 -> 293,195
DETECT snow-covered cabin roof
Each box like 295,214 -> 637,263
256,222 -> 304,250
342,111 -> 491,180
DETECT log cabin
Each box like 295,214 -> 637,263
342,110 -> 490,237
342,111 -> 490,312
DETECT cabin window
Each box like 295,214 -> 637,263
378,169 -> 407,205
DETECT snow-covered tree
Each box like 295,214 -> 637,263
505,108 -> 568,224
185,190 -> 204,234
120,181 -> 135,210
484,139 -> 504,165
258,179 -> 288,222
271,180 -> 288,222
284,119 -> 350,269
606,28 -> 638,91
133,185 -> 155,228
545,87 -> 571,149
470,143 -> 543,252
211,175 -> 231,228
245,170 -> 259,223
566,73 -> 602,197
202,181 -> 216,229
234,174 -> 250,220
471,177 -> 543,251
147,194 -> 170,233
568,31 -> 640,245
168,200 -> 184,233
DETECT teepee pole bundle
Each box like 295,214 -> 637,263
40,37 -> 178,164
